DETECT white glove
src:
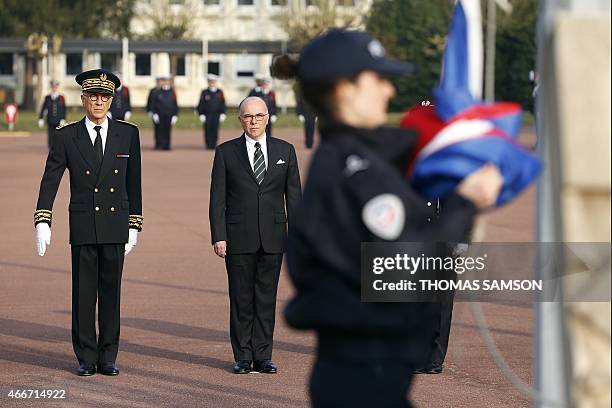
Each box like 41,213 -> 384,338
219,113 -> 226,122
152,113 -> 160,124
38,119 -> 44,128
171,115 -> 178,126
298,115 -> 305,123
35,223 -> 51,256
124,111 -> 132,121
124,229 -> 138,256
270,115 -> 277,124
59,119 -> 66,126
199,114 -> 206,123
421,100 -> 432,106
147,111 -> 154,118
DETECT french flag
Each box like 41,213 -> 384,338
403,0 -> 541,207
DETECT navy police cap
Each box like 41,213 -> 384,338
75,69 -> 121,95
297,29 -> 414,82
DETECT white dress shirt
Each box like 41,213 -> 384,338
245,133 -> 268,172
85,116 -> 109,154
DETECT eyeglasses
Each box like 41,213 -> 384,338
84,93 -> 111,102
240,113 -> 268,123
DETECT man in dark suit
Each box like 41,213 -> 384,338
197,73 -> 227,149
38,79 -> 67,149
34,69 -> 143,377
209,96 -> 301,374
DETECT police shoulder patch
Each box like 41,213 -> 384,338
56,120 -> 79,130
116,119 -> 138,128
361,194 -> 405,240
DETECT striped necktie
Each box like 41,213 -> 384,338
253,142 -> 266,184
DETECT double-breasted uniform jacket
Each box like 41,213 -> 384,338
197,88 -> 226,116
34,118 -> 143,245
209,135 -> 302,255
39,94 -> 67,127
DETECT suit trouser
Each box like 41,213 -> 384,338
225,249 -> 283,361
304,117 -> 316,148
204,116 -> 220,149
71,244 -> 124,365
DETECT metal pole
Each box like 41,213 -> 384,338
484,0 -> 497,102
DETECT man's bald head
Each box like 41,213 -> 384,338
239,96 -> 268,116
238,96 -> 269,140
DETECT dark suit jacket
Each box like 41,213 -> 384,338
34,117 -> 143,245
209,135 -> 302,254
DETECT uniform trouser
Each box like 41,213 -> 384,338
71,244 -> 124,365
310,358 -> 414,408
225,249 -> 283,361
47,124 -> 59,149
157,116 -> 172,150
429,299 -> 454,367
204,116 -> 220,149
304,116 -> 316,148
153,121 -> 160,148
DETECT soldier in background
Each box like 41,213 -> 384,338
146,77 -> 162,149
248,76 -> 277,137
150,76 -> 178,150
197,74 -> 227,149
109,74 -> 131,121
295,87 -> 317,149
38,80 -> 67,149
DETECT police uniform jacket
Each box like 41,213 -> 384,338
248,88 -> 277,117
39,94 -> 67,126
151,88 -> 178,119
34,118 -> 143,245
197,88 -> 226,116
284,122 -> 476,364
209,135 -> 302,254
110,86 -> 131,119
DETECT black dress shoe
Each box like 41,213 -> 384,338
253,360 -> 277,374
97,362 -> 120,376
77,363 -> 96,376
413,365 -> 443,375
233,360 -> 252,374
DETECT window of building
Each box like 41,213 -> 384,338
0,53 -> 13,75
174,55 -> 186,76
101,53 -> 119,72
207,61 -> 220,76
203,0 -> 220,4
238,0 -> 254,5
135,53 -> 151,76
66,53 -> 83,75
234,54 -> 257,78
169,0 -> 184,4
271,0 -> 286,5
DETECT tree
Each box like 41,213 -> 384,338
278,0 -> 370,49
367,0 -> 453,111
495,0 -> 536,112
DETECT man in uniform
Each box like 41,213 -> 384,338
209,96 -> 301,374
149,75 -> 178,150
38,80 -> 67,149
295,87 -> 317,149
248,77 -> 277,137
197,73 -> 227,149
109,74 -> 132,121
146,77 -> 162,149
34,69 -> 143,377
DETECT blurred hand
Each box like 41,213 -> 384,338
35,223 -> 51,256
270,115 -> 277,124
199,114 -> 206,123
124,111 -> 132,121
456,163 -> 503,209
298,115 -> 305,123
152,113 -> 160,124
213,241 -> 227,258
219,113 -> 226,122
171,115 -> 178,126
124,229 -> 138,256
38,119 -> 44,128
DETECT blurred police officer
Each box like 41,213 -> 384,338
38,80 -> 67,149
276,30 -> 503,407
295,86 -> 317,148
34,69 -> 143,377
146,76 -> 162,149
197,74 -> 227,149
149,75 -> 178,150
248,77 -> 277,137
109,75 -> 132,121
